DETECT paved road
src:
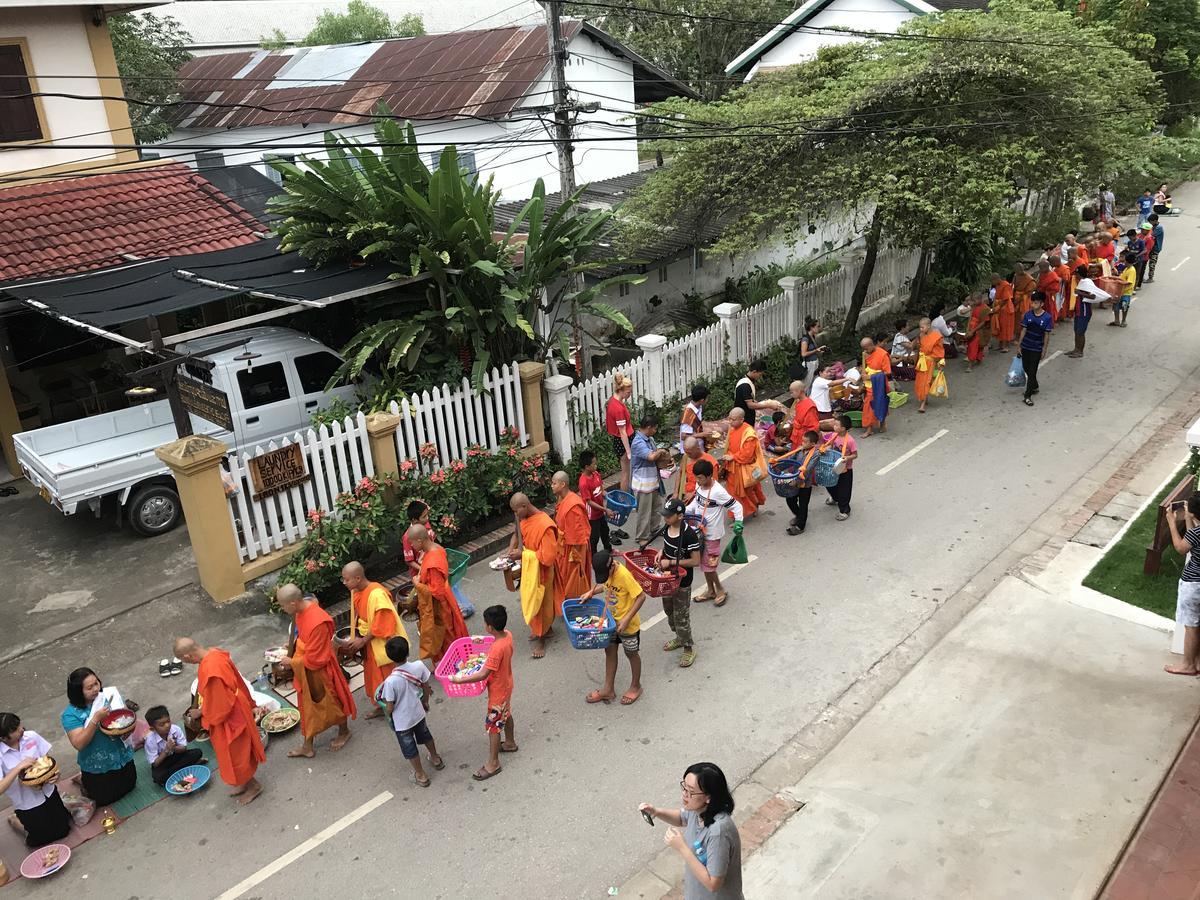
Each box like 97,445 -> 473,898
3,185 -> 1199,898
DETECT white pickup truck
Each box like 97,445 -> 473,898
14,327 -> 359,537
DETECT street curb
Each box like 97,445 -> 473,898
619,378 -> 1200,899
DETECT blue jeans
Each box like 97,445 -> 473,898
394,718 -> 433,760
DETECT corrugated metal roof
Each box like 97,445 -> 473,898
0,163 -> 265,284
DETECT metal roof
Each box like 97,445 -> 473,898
171,21 -> 695,130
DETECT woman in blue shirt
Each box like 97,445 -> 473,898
1016,291 -> 1053,407
61,667 -> 136,806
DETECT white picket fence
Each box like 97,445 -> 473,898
226,412 -> 375,562
388,361 -> 527,469
662,322 -> 723,399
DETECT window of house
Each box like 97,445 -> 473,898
263,153 -> 296,186
658,266 -> 668,283
236,362 -> 291,409
695,250 -> 704,269
427,150 -> 478,176
0,42 -> 44,142
293,351 -> 344,394
195,150 -> 224,171
619,282 -> 631,298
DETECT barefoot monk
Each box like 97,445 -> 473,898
506,493 -> 558,659
407,525 -> 469,667
551,471 -> 593,613
341,561 -> 405,719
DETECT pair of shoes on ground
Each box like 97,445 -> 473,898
159,657 -> 183,677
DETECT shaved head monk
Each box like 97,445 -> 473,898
722,407 -> 767,517
406,524 -> 468,666
506,492 -> 559,658
275,584 -> 355,757
551,471 -> 593,614
341,561 -> 405,719
174,638 -> 265,805
859,337 -> 892,437
682,436 -> 717,505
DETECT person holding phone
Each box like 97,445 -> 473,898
799,318 -> 826,393
638,762 -> 744,899
1165,494 -> 1200,676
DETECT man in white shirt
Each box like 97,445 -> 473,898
685,459 -> 743,607
890,318 -> 915,364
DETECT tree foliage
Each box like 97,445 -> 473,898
623,0 -> 1162,337
108,13 -> 193,143
267,113 -> 639,387
301,0 -> 423,46
565,0 -> 796,100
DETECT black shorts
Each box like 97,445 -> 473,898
610,435 -> 627,459
609,630 -> 640,653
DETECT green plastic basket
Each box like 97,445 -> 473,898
845,410 -> 863,427
446,548 -> 470,586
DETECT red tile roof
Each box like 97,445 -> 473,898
0,163 -> 265,283
172,22 -> 582,129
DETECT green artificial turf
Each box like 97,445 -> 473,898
1082,467 -> 1194,619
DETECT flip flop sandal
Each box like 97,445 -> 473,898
472,766 -> 501,781
662,638 -> 683,652
409,773 -> 431,788
678,650 -> 697,668
500,744 -> 519,753
713,593 -> 728,607
620,689 -> 642,706
170,658 -> 183,676
586,690 -> 614,704
693,594 -> 714,603
159,659 -> 172,678
428,756 -> 445,770
0,486 -> 17,497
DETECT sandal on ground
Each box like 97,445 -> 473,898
713,592 -> 728,607
429,755 -> 445,770
678,649 -> 697,668
472,766 -> 501,781
692,593 -> 714,603
159,659 -> 171,678
170,658 -> 183,676
786,525 -> 804,536
824,498 -> 836,506
586,690 -> 615,704
835,512 -> 849,521
1023,398 -> 1034,406
500,742 -> 519,753
620,688 -> 643,705
410,773 -> 430,788
662,637 -> 683,652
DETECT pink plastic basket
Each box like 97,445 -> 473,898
434,635 -> 495,698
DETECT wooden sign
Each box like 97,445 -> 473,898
248,444 -> 310,500
176,373 -> 234,432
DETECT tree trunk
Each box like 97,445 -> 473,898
841,209 -> 884,342
907,246 -> 931,311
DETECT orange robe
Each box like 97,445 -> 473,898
554,491 -> 592,614
519,511 -> 558,638
684,452 -> 718,497
416,545 -> 469,664
789,397 -> 820,451
1014,272 -> 1036,319
1055,263 -> 1073,319
992,281 -> 1015,343
860,347 -> 892,430
1037,270 -> 1061,322
914,330 -> 945,402
293,602 -> 357,738
197,648 -> 265,787
723,422 -> 766,517
966,304 -> 989,362
351,581 -> 404,703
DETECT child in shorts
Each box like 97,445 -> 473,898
451,605 -> 516,781
685,459 -> 744,607
377,636 -> 443,788
581,550 -> 646,706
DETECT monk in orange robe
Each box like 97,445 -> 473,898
859,337 -> 893,437
681,437 -> 718,503
1056,256 -> 1074,320
507,493 -> 559,658
407,525 -> 469,666
913,318 -> 945,413
722,407 -> 767,517
1014,263 -> 1036,320
551,471 -> 592,613
275,585 -> 355,758
990,273 -> 1015,351
175,638 -> 265,805
1037,258 -> 1062,322
341,560 -> 404,718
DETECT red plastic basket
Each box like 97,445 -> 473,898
622,549 -> 683,598
434,635 -> 495,698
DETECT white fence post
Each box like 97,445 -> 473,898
634,333 -> 668,405
778,276 -> 800,337
713,302 -> 742,366
544,373 -> 574,462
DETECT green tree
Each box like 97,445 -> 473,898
108,13 -> 193,143
300,0 -> 424,46
566,0 -> 796,100
623,0 -> 1162,339
267,113 -> 640,386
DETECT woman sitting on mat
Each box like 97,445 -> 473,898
0,712 -> 72,847
61,667 -> 137,807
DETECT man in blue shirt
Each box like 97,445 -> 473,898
628,413 -> 670,544
1148,213 -> 1165,282
1137,188 -> 1154,226
1017,292 -> 1053,407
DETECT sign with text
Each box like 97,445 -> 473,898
176,373 -> 234,432
248,443 -> 310,500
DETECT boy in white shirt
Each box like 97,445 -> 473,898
685,459 -> 743,607
377,636 -> 443,788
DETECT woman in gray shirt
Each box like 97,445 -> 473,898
639,762 -> 744,899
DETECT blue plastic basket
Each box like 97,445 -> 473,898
164,764 -> 211,796
562,598 -> 617,650
768,457 -> 805,498
605,489 -> 636,526
814,450 -> 843,488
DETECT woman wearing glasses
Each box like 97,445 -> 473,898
638,762 -> 744,898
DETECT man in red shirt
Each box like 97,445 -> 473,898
450,605 -> 515,781
578,450 -> 620,553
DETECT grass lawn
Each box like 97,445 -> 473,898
1082,466 -> 1195,619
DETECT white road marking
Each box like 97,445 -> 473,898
1172,256 -> 1190,271
1041,350 -> 1064,366
642,555 -> 758,629
876,429 -> 949,476
216,791 -> 393,900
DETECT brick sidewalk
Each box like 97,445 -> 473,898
1101,717 -> 1200,900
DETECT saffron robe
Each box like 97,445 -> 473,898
992,281 -> 1015,343
789,397 -> 820,452
914,330 -> 945,402
1014,272 -> 1036,319
292,601 -> 357,738
351,581 -> 404,702
860,347 -> 892,429
416,545 -> 469,664
723,422 -> 767,516
518,511 -> 558,638
1055,263 -> 1073,319
684,452 -> 719,497
966,304 -> 990,362
1037,270 -> 1062,322
554,491 -> 593,613
197,648 -> 265,787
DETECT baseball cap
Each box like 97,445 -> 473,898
663,498 -> 686,517
1140,222 -> 1152,230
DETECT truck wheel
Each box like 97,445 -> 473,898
127,484 -> 182,537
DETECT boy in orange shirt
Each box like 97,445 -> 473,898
452,605 -> 516,781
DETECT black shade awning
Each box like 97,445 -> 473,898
0,240 -> 415,328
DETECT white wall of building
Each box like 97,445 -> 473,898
0,8 -> 120,175
746,0 -> 919,79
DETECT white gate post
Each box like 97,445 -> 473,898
778,276 -> 800,336
544,373 -> 575,462
635,333 -> 668,405
712,302 -> 743,365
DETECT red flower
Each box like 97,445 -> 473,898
430,470 -> 446,484
400,460 -> 416,473
507,448 -> 518,458
353,527 -> 361,535
307,508 -> 325,524
451,460 -> 466,473
304,559 -> 318,573
419,442 -> 438,460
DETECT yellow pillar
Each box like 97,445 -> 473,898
0,358 -> 21,476
155,435 -> 246,603
518,361 -> 549,456
365,412 -> 401,476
